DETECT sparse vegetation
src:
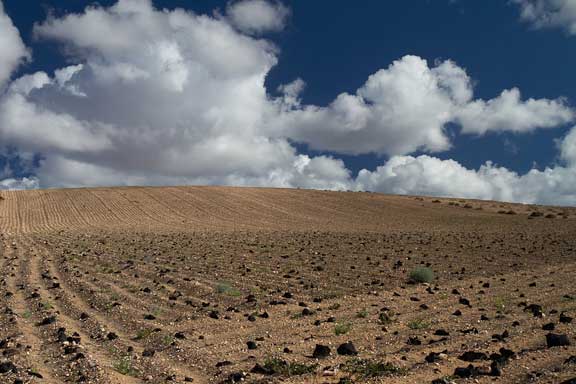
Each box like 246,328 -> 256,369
216,281 -> 241,297
162,334 -> 175,345
379,312 -> 394,325
114,355 -> 138,376
356,308 -> 368,318
341,358 -> 406,378
494,296 -> 508,313
409,267 -> 434,283
407,318 -> 430,330
335,321 -> 352,335
263,357 -> 317,376
134,328 -> 154,340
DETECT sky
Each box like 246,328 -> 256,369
1,0 -> 576,206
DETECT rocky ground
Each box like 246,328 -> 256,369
0,186 -> 575,383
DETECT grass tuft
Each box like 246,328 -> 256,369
341,358 -> 406,378
216,281 -> 241,297
263,357 -> 317,376
408,267 -> 434,283
335,321 -> 352,336
407,318 -> 430,330
114,355 -> 138,376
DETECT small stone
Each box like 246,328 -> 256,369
336,342 -> 357,356
546,333 -> 570,348
247,341 -> 257,350
312,344 -> 331,358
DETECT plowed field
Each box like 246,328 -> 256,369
1,186 -> 575,384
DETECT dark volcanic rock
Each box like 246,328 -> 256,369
312,344 -> 331,358
251,363 -> 274,375
425,350 -> 447,363
542,322 -> 555,331
560,312 -> 573,324
246,341 -> 257,350
454,364 -> 478,378
336,342 -> 357,356
459,351 -> 489,362
407,336 -> 422,345
37,316 -> 56,326
525,304 -> 543,318
0,361 -> 17,374
546,333 -> 570,347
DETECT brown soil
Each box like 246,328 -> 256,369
0,186 -> 575,384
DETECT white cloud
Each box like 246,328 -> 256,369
226,0 -> 289,34
0,176 -> 39,190
0,1 -> 29,88
0,0 -> 575,205
456,88 -> 573,134
513,0 -> 576,35
275,56 -> 572,155
355,126 -> 576,206
560,126 -> 576,164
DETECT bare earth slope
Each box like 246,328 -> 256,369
0,186 -> 575,384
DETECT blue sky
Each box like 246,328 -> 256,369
1,0 -> 576,205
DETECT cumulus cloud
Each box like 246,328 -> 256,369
456,88 -> 573,134
356,127 -> 576,206
0,1 -> 28,88
513,0 -> 576,35
0,176 -> 39,190
0,0 -> 575,205
275,56 -> 573,155
226,0 -> 289,34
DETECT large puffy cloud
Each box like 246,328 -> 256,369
513,0 -> 576,35
226,0 -> 289,34
2,0 -> 309,187
275,56 -> 573,155
0,1 -> 28,88
455,88 -> 573,134
356,126 -> 576,206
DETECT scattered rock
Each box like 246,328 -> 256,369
560,312 -> 573,324
336,342 -> 357,356
546,333 -> 570,347
312,344 -> 331,358
459,351 -> 489,362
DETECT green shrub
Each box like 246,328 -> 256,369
216,281 -> 241,297
341,358 -> 406,378
408,267 -> 434,283
407,318 -> 430,330
134,328 -> 154,340
335,322 -> 352,335
114,355 -> 138,376
378,311 -> 394,325
356,309 -> 368,318
263,357 -> 317,376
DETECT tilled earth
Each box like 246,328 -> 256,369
0,186 -> 575,384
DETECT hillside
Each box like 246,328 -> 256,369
0,186 -> 575,384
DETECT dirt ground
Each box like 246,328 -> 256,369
0,186 -> 575,384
